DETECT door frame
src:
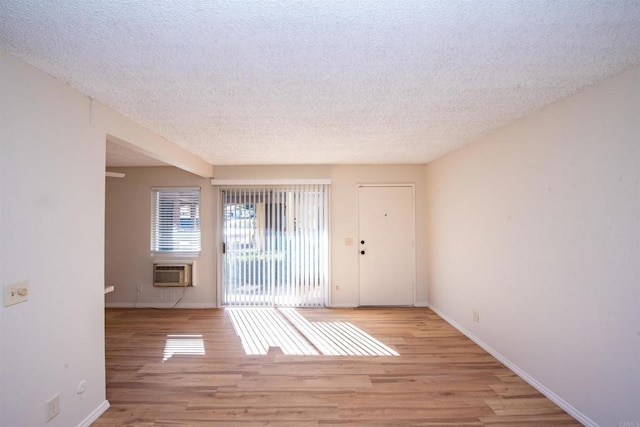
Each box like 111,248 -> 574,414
213,180 -> 332,307
357,184 -> 416,307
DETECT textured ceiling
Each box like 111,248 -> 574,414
105,139 -> 168,168
2,1 -> 640,166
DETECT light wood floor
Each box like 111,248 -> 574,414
94,307 -> 580,426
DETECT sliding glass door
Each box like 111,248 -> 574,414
221,184 -> 329,307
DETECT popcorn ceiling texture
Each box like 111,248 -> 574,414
105,140 -> 168,168
2,1 -> 640,166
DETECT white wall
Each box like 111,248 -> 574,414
106,164 -> 428,308
330,165 -> 428,307
0,53 -> 108,425
105,167 -> 216,307
216,164 -> 428,307
425,66 -> 640,426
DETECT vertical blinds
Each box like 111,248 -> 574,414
221,184 -> 329,307
151,187 -> 201,254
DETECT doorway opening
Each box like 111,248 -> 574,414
221,184 -> 329,307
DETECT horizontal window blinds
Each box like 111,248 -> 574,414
221,184 -> 329,307
151,187 -> 201,254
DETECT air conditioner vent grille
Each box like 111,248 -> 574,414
153,262 -> 193,287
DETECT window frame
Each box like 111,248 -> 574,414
150,187 -> 201,256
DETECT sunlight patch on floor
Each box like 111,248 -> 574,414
227,308 -> 319,355
227,308 -> 399,357
163,334 -> 205,362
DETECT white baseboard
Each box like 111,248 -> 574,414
328,302 -> 430,308
428,304 -> 597,427
105,302 -> 135,308
327,303 -> 357,308
105,302 -> 217,309
77,400 -> 110,427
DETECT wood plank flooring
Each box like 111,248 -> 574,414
94,308 -> 580,426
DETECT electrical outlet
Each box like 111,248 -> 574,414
335,284 -> 340,291
46,394 -> 60,422
472,310 -> 480,323
136,286 -> 142,296
4,281 -> 29,307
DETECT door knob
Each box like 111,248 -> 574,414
360,240 -> 365,245
360,250 -> 365,255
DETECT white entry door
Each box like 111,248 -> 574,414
358,185 -> 415,306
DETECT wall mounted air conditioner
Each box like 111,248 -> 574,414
153,262 -> 194,287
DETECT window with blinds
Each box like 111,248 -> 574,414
221,184 -> 329,307
151,187 -> 201,254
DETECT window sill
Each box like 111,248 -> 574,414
151,252 -> 201,259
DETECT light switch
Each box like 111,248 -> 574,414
4,281 -> 29,307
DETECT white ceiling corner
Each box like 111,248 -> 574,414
1,1 -> 640,166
